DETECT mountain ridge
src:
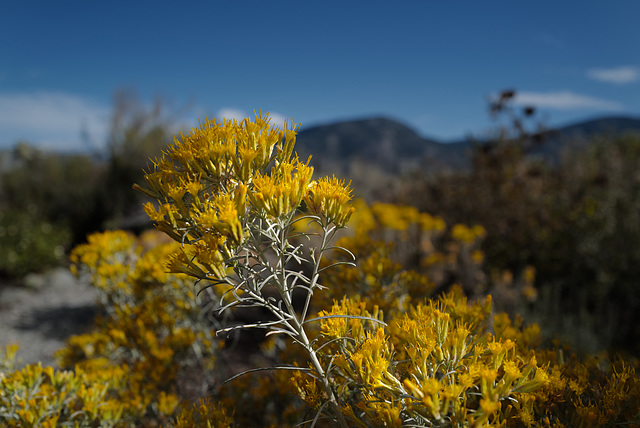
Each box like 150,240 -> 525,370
295,115 -> 640,176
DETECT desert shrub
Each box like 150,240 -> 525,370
1,345 -> 232,428
2,114 -> 639,427
1,344 -> 173,428
131,114 -> 638,426
0,228 -> 232,427
315,200 -> 485,309
0,207 -> 70,278
0,349 -> 130,428
170,397 -> 233,428
537,135 -> 640,355
53,229 -> 224,425
315,199 -> 538,319
0,91 -> 177,278
396,101 -> 640,356
0,143 -> 104,247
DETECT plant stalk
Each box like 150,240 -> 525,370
275,218 -> 349,428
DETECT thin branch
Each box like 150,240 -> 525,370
317,260 -> 357,273
304,314 -> 387,327
221,365 -> 315,385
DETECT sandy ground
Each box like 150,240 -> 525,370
0,267 -> 98,368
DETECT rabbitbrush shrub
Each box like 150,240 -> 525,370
1,114 -> 639,427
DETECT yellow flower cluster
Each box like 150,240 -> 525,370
0,351 -> 128,427
515,351 -> 640,426
308,288 -> 552,426
317,200 -> 492,315
305,176 -> 356,227
56,230 -> 222,425
3,202 -> 638,426
172,397 -> 233,428
250,156 -> 313,219
134,114 -> 355,281
451,223 -> 487,244
370,202 -> 446,233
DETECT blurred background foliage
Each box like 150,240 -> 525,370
1,89 -> 640,359
0,90 -> 177,278
396,92 -> 640,357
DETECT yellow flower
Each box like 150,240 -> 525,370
479,397 -> 501,415
371,203 -> 419,231
451,223 -> 486,244
291,370 -> 324,410
516,361 -> 549,393
503,360 -> 522,381
305,175 -> 355,227
143,202 -> 166,224
195,194 -> 244,244
250,157 -> 314,219
480,367 -> 499,384
156,391 -> 180,415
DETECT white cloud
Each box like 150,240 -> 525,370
216,108 -> 247,122
513,91 -> 623,111
0,92 -> 110,151
216,108 -> 291,129
0,96 -> 298,152
268,112 -> 289,129
587,66 -> 639,84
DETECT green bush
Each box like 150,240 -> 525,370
0,208 -> 70,278
0,91 -> 178,279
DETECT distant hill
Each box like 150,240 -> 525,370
295,117 -> 470,177
555,116 -> 640,139
534,116 -> 640,161
295,115 -> 640,177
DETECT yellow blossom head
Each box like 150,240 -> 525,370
305,176 -> 355,227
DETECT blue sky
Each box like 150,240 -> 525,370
1,1 -> 639,151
